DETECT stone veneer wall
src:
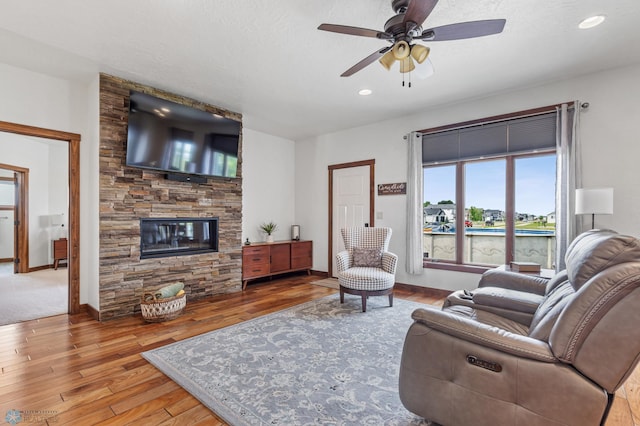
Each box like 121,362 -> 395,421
99,74 -> 243,321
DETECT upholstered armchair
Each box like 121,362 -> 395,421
399,229 -> 640,425
336,227 -> 398,312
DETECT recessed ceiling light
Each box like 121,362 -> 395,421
579,15 -> 605,29
358,89 -> 372,96
161,107 -> 170,113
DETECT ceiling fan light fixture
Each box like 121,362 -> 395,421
392,40 -> 410,60
410,44 -> 430,64
379,49 -> 396,70
399,56 -> 415,74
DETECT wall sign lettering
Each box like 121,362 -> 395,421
378,182 -> 406,195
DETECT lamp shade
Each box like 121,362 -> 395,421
414,57 -> 434,79
575,188 -> 614,215
410,44 -> 430,64
51,214 -> 64,226
399,56 -> 415,73
379,49 -> 396,70
392,41 -> 410,60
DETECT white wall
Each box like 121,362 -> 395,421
241,128 -> 296,243
296,62 -> 640,291
0,135 -> 68,266
0,62 -> 94,303
83,75 -> 100,309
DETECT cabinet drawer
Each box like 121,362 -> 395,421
243,263 -> 270,278
243,253 -> 269,266
243,246 -> 269,256
53,239 -> 68,259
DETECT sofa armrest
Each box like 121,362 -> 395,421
478,269 -> 549,295
382,251 -> 398,274
336,250 -> 351,273
472,287 -> 544,314
410,307 -> 556,362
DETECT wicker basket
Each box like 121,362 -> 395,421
141,293 -> 186,323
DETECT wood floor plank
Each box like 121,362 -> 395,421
55,406 -> 116,426
163,393 -> 203,417
159,404 -> 222,425
0,275 -> 637,425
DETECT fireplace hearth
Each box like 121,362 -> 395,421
140,218 -> 218,259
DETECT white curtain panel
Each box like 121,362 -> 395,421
554,101 -> 581,271
405,132 -> 424,275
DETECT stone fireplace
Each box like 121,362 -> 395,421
98,74 -> 243,321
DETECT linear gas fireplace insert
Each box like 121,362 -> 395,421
140,217 -> 218,259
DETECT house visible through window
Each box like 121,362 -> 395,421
422,111 -> 557,269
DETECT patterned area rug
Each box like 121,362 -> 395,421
142,294 -> 429,425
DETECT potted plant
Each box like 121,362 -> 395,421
260,221 -> 278,243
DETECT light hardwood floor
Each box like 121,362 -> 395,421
0,274 -> 638,425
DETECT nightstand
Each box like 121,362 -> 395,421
53,238 -> 67,270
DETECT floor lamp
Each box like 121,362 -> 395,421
575,188 -> 614,229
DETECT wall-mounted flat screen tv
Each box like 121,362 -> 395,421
126,90 -> 241,178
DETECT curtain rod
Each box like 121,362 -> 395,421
414,101 -> 584,136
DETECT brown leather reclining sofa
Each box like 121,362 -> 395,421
399,229 -> 640,425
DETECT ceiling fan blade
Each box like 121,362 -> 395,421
418,19 -> 506,41
341,46 -> 392,77
403,0 -> 439,26
318,23 -> 392,40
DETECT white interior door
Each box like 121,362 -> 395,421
332,165 -> 371,276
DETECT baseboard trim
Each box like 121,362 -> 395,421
82,303 -> 100,321
28,264 -> 55,273
310,270 -> 329,278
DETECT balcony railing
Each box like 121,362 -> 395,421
423,230 -> 556,268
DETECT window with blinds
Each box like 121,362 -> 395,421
421,109 -> 558,271
422,113 -> 557,165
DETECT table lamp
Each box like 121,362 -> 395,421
575,188 -> 614,229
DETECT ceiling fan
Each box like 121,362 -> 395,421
318,0 -> 506,82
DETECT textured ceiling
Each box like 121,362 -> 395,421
1,0 -> 639,140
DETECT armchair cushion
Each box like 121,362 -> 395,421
352,247 -> 382,267
339,267 -> 395,291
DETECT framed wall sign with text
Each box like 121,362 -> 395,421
378,182 -> 406,195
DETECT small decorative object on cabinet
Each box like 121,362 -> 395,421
53,237 -> 67,270
259,221 -> 278,243
242,240 -> 312,289
291,225 -> 300,241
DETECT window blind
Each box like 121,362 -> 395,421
422,112 -> 557,165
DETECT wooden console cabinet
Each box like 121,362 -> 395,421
242,240 -> 312,289
53,237 -> 67,270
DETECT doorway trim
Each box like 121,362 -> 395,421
327,159 -> 375,277
0,120 -> 81,314
0,164 -> 29,273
